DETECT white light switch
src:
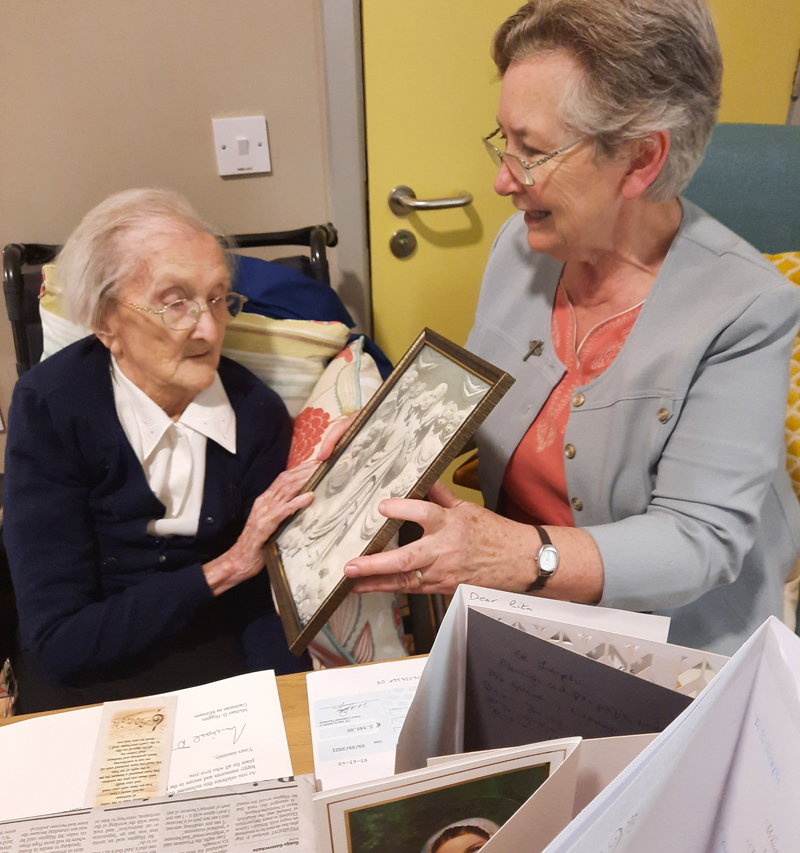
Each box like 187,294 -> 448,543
212,116 -> 271,177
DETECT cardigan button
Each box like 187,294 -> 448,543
158,555 -> 166,564
570,497 -> 583,512
565,444 -> 576,459
657,407 -> 670,423
205,516 -> 215,525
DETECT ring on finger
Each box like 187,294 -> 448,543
414,569 -> 424,586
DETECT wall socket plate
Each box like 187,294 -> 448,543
212,116 -> 271,177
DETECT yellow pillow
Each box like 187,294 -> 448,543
767,252 -> 800,499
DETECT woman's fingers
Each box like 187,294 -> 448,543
375,496 -> 446,530
316,412 -> 359,461
427,480 -> 462,509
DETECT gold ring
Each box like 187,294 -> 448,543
414,570 -> 424,585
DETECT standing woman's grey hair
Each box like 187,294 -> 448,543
492,0 -> 723,201
57,188 -> 232,329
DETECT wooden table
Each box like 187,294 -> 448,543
0,670 -> 316,776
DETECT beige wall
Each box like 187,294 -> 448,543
0,0 -> 333,466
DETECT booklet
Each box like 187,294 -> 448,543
395,585 -> 727,773
0,670 -> 293,822
540,616 -> 800,853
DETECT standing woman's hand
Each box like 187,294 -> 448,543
343,482 -> 541,594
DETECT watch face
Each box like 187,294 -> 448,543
538,545 -> 559,575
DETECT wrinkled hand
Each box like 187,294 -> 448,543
203,460 -> 317,595
315,412 -> 359,463
343,482 -> 539,594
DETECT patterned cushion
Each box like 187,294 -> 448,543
286,337 -> 409,668
767,252 -> 800,500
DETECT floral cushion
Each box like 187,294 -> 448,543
287,337 -> 409,668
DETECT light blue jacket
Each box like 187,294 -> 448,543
466,201 -> 800,654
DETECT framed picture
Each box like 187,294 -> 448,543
264,328 -> 514,655
313,739 -> 579,853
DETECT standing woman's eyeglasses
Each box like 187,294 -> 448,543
483,128 -> 588,186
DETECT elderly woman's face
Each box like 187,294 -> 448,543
97,227 -> 230,417
495,52 -> 632,262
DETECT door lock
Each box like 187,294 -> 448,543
390,229 -> 417,259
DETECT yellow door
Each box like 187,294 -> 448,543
361,0 -> 799,366
361,1 -> 521,367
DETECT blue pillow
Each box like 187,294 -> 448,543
233,255 -> 392,379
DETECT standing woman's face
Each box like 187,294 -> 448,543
494,51 -> 631,263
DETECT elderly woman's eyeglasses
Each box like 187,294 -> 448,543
483,128 -> 587,186
120,292 -> 248,331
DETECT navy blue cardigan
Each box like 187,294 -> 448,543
4,337 -> 303,710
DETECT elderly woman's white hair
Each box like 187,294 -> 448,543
492,0 -> 723,201
422,818 -> 500,853
57,188 -> 231,329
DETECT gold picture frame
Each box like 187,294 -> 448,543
264,328 -> 514,654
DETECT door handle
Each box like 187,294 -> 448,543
389,185 -> 473,216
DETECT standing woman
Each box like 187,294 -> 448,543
345,0 -> 800,654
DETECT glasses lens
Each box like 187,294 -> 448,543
505,155 -> 532,186
483,137 -> 504,169
163,299 -> 199,330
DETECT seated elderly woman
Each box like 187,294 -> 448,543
4,189 -> 324,712
345,0 -> 800,655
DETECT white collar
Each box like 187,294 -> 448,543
110,357 -> 236,459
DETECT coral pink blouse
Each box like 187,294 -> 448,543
501,282 -> 643,527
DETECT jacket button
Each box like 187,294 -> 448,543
565,444 -> 576,459
205,516 -> 215,525
572,393 -> 585,407
658,408 -> 669,423
570,497 -> 583,511
158,555 -> 166,564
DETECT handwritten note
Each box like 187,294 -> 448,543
307,657 -> 427,790
463,609 -> 691,751
166,672 -> 293,794
86,696 -> 177,806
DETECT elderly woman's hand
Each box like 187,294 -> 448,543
343,482 -> 605,603
203,460 -> 317,596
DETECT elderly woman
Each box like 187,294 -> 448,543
345,0 -> 800,654
4,189 -> 322,712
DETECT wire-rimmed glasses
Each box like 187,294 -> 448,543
483,127 -> 587,186
121,292 -> 248,331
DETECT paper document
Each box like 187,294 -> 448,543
541,617 -> 800,853
0,670 -> 292,822
0,775 -> 316,853
307,656 -> 427,790
85,695 -> 177,806
464,609 -> 692,749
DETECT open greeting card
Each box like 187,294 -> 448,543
265,329 -> 513,654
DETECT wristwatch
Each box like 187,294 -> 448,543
527,525 -> 559,591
